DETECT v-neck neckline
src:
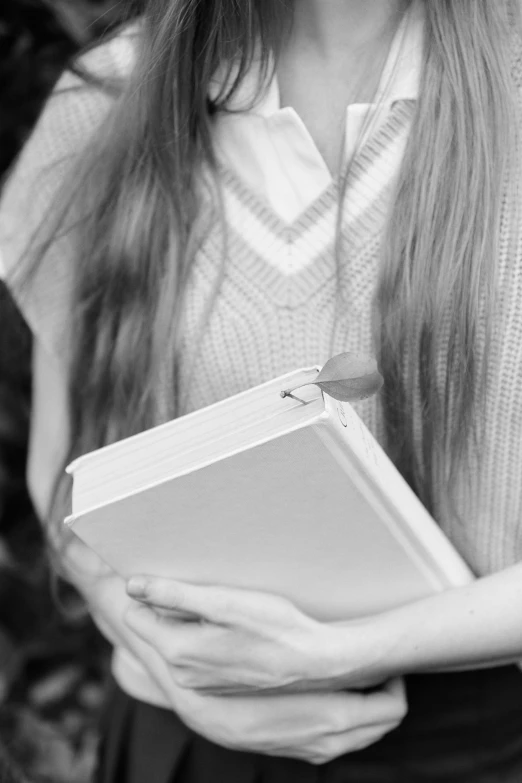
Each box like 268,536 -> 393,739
211,1 -> 423,223
217,99 -> 417,234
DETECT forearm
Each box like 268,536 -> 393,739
340,562 -> 522,683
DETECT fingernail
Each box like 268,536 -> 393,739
127,577 -> 149,598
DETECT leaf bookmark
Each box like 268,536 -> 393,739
280,352 -> 383,404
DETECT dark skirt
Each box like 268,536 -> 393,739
96,667 -> 522,783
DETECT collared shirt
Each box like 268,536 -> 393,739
212,0 -> 423,224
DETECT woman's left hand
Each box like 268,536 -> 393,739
124,577 -> 381,695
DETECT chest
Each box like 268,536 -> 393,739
175,171 -> 395,420
175,102 -> 415,415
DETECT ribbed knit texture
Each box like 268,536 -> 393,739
2,28 -> 522,588
176,101 -> 413,417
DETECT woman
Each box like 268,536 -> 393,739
2,0 -> 522,780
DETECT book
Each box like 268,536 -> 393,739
65,365 -> 474,622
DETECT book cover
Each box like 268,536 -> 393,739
65,363 -> 474,621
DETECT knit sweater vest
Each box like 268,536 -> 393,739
176,102 -> 413,415
2,28 -> 522,705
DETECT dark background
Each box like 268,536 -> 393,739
0,2 -> 130,780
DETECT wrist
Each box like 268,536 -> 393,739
327,612 -> 403,688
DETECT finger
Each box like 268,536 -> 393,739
156,607 -> 202,623
124,602 -> 211,663
333,707 -> 406,752
126,577 -> 238,624
365,677 -> 407,723
380,676 -> 407,709
337,678 -> 407,729
306,721 -> 401,764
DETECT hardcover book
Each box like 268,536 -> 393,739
65,364 -> 474,621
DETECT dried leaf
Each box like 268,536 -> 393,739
314,352 -> 383,401
281,352 -> 383,403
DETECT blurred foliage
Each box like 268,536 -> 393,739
0,0 -> 132,780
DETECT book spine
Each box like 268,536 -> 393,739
312,396 -> 475,588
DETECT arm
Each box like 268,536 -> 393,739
27,339 -> 186,697
123,562 -> 522,696
339,563 -> 522,680
27,340 -> 407,763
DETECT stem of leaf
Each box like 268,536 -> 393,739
280,391 -> 308,404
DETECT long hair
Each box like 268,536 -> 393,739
377,2 -> 520,514
24,0 -> 521,523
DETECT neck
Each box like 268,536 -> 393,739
290,0 -> 411,60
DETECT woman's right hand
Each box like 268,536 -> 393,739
171,676 -> 407,765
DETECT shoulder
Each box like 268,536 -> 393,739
3,21 -> 140,180
73,20 -> 140,82
0,22 -> 140,255
23,22 -> 140,165
55,19 -> 140,113
0,22 -> 141,353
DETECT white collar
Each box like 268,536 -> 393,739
211,0 -> 423,116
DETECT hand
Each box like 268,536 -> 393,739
63,558 -> 407,764
70,559 -> 406,765
124,578 -> 382,695
60,538 -> 182,702
170,677 -> 407,765
61,536 -> 125,648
